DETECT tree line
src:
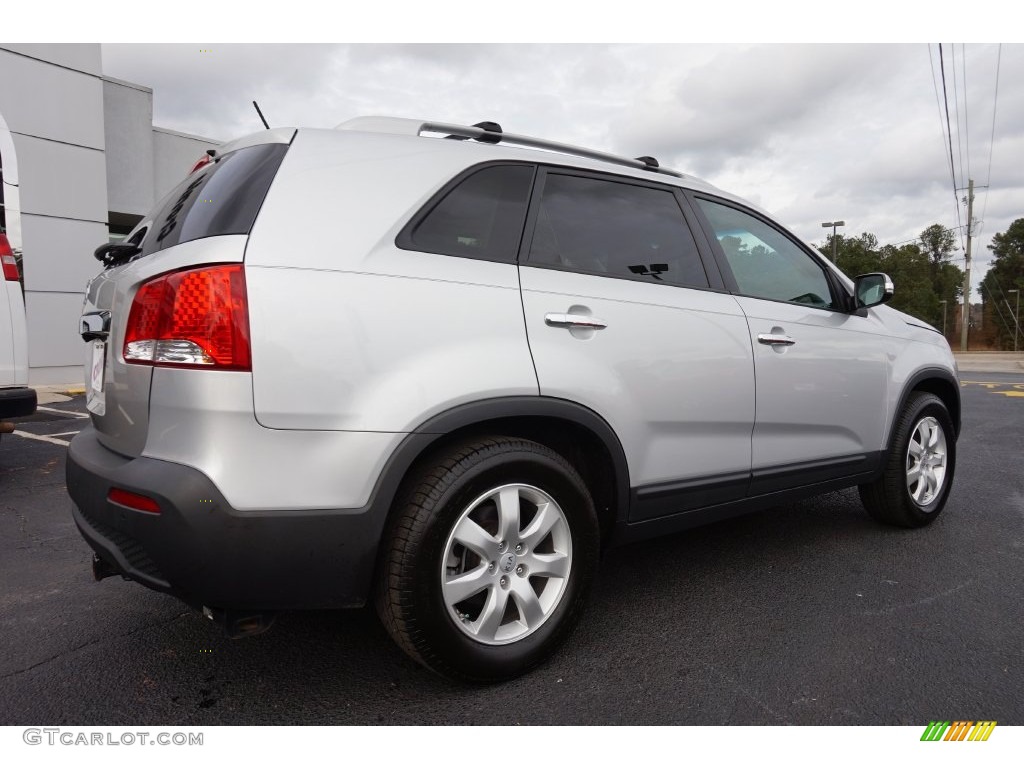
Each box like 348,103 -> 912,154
978,218 -> 1024,350
816,220 -> 1023,348
818,223 -> 964,336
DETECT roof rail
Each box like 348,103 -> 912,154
336,116 -> 684,179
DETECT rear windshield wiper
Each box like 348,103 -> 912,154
94,242 -> 141,269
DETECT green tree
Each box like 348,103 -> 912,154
919,224 -> 958,270
980,218 -> 1024,349
823,232 -> 882,278
819,226 -> 963,334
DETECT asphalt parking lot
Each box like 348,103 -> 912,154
1,377 -> 1022,726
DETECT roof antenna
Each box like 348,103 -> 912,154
253,100 -> 270,130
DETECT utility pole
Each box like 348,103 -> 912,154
1009,289 -> 1020,353
960,179 -> 974,352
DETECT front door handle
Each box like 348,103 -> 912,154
545,313 -> 608,330
757,333 -> 796,346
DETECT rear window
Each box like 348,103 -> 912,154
136,143 -> 288,258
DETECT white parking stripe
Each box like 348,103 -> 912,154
47,431 -> 82,437
36,406 -> 89,419
12,430 -> 71,446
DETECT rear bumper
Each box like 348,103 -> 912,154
0,386 -> 36,419
66,426 -> 388,611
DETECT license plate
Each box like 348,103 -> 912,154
90,341 -> 105,393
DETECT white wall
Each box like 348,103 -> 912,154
104,77 -> 155,217
0,45 -> 108,385
153,127 -> 219,202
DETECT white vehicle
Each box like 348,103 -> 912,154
0,231 -> 35,430
68,118 -> 960,681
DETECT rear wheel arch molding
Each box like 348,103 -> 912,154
368,397 -> 631,543
886,368 -> 961,453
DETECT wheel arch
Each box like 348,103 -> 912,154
886,368 -> 962,454
369,398 -> 630,558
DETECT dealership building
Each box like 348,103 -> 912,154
0,43 -> 218,384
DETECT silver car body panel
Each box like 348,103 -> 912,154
520,266 -> 755,487
142,368 -> 403,510
735,295 -> 892,469
244,128 -> 541,432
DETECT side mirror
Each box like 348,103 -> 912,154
853,272 -> 894,310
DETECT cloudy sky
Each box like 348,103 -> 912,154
100,42 -> 1022,292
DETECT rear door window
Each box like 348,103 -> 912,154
526,172 -> 709,289
137,142 -> 289,258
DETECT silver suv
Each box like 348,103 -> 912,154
68,118 -> 960,681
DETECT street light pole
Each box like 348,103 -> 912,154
940,299 -> 948,338
1010,289 -> 1020,353
822,221 -> 845,263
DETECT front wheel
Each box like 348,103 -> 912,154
859,391 -> 957,528
376,437 -> 599,682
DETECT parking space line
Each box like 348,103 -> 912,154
36,406 -> 90,419
46,431 -> 81,437
12,430 -> 71,446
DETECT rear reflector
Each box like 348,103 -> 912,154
124,264 -> 251,370
108,487 -> 161,514
190,154 -> 213,174
0,234 -> 19,281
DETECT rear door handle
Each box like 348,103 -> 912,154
757,333 -> 796,346
544,313 -> 608,330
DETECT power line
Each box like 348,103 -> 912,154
962,43 -> 971,183
952,45 -> 966,189
979,43 -> 1002,232
927,45 -> 952,180
883,225 -> 965,249
937,44 -> 966,252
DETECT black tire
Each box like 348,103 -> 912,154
376,436 -> 599,682
859,391 -> 956,528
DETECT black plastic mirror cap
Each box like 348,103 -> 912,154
853,272 -> 895,310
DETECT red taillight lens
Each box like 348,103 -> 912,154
108,487 -> 161,514
0,234 -> 19,281
124,264 -> 251,370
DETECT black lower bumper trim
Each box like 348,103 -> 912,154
67,426 -> 389,611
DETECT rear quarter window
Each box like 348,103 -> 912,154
397,164 -> 535,263
137,143 -> 289,258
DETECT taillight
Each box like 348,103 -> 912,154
0,234 -> 19,281
123,264 -> 251,370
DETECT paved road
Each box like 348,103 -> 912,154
1,379 -> 1022,725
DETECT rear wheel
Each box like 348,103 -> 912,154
859,391 -> 956,528
376,437 -> 598,682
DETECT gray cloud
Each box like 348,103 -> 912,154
101,43 -> 1024,291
